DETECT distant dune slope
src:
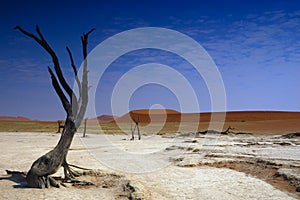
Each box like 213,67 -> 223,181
91,115 -> 117,123
115,110 -> 300,123
1,110 -> 300,124
0,116 -> 30,121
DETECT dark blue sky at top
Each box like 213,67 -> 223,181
0,0 -> 300,120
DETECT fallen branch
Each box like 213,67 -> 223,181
197,126 -> 235,135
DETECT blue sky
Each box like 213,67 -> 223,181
1,0 -> 300,120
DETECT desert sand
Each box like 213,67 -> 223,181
1,111 -> 300,134
0,131 -> 299,199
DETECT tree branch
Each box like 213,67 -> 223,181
35,25 -> 45,41
66,47 -> 80,115
81,28 -> 96,59
48,67 -> 71,114
14,25 -> 42,44
76,28 -> 95,127
14,25 -> 76,107
66,47 -> 81,97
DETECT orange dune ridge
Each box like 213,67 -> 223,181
114,109 -> 300,124
0,116 -> 30,121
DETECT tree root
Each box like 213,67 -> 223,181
68,163 -> 92,170
52,174 -> 94,187
60,162 -> 94,187
63,161 -> 80,179
62,178 -> 94,187
5,170 -> 26,176
26,169 -> 60,188
62,161 -> 92,178
7,162 -> 93,189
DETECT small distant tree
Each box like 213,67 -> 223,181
82,118 -> 88,137
129,111 -> 141,140
15,25 -> 95,188
56,120 -> 65,133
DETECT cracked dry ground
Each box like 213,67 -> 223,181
0,132 -> 299,199
167,132 -> 300,199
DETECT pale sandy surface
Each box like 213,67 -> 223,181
0,132 -> 121,200
0,132 -> 299,199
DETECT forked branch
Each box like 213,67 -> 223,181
14,25 -> 77,107
75,28 -> 95,127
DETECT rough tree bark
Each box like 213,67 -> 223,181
14,25 -> 95,188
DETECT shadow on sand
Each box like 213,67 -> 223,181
0,170 -> 27,188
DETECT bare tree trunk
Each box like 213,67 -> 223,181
131,121 -> 133,139
57,120 -> 64,133
15,25 -> 95,188
130,121 -> 136,140
136,121 -> 141,140
83,118 -> 88,138
129,112 -> 141,140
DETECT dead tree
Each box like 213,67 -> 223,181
222,126 -> 234,135
56,120 -> 65,133
15,25 -> 95,188
129,112 -> 141,140
82,118 -> 88,138
196,126 -> 235,136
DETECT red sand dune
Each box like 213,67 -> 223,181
116,109 -> 181,123
1,110 -> 299,134
115,109 -> 300,124
91,115 -> 117,123
2,110 -> 300,124
0,116 -> 30,121
113,109 -> 300,134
